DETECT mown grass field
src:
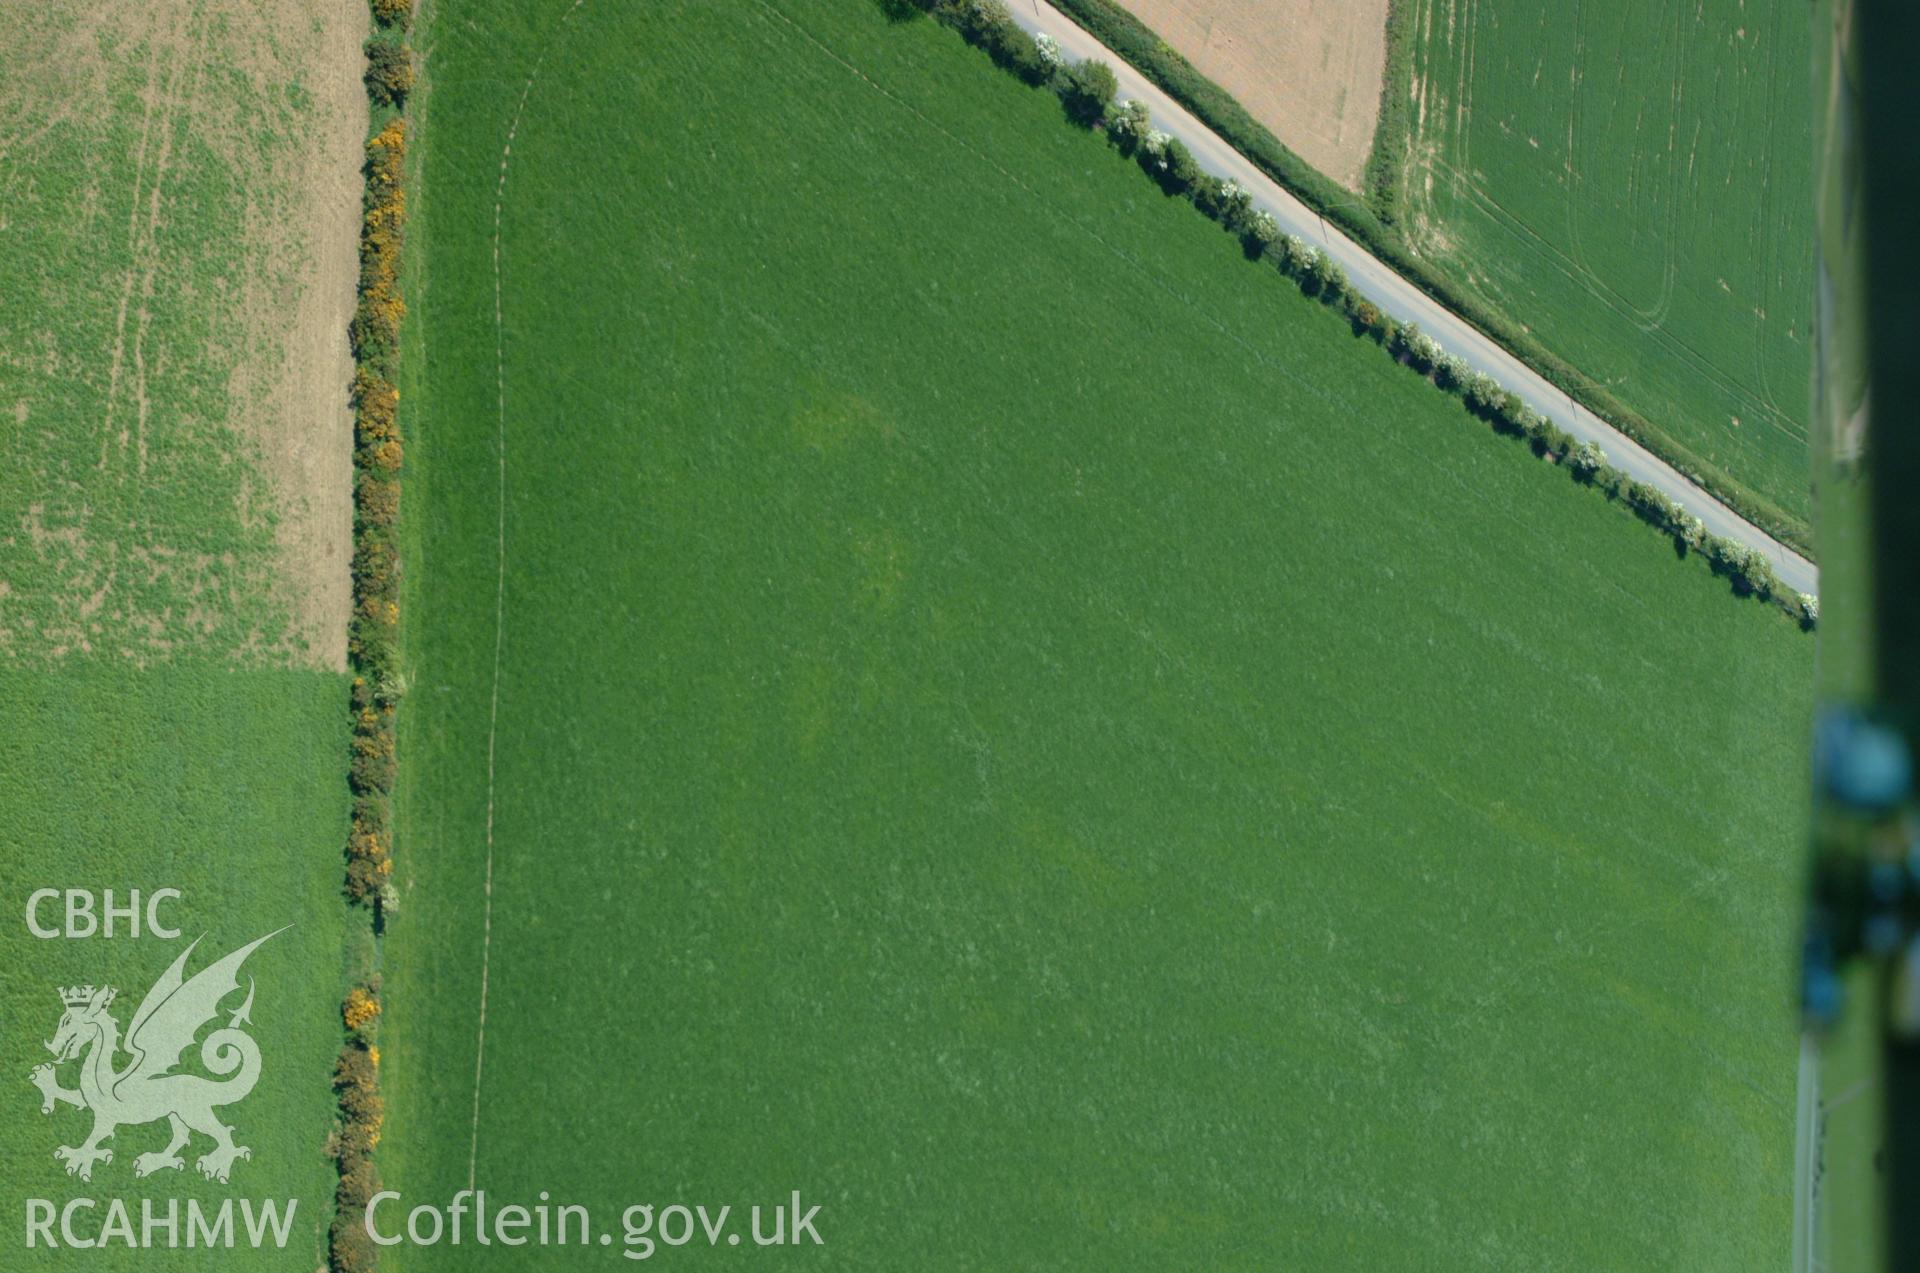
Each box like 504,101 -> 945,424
1398,0 -> 1814,525
0,5 -> 354,1266
387,0 -> 1811,1266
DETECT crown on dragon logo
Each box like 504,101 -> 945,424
59,985 -> 112,1007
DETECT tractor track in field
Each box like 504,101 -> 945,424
469,0 -> 590,1194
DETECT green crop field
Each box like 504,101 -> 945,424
0,5 -> 354,1267
1396,0 -> 1814,526
384,0 -> 1811,1267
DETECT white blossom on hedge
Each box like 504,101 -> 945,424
1035,32 -> 1063,68
1569,439 -> 1607,475
1801,593 -> 1819,622
1141,128 -> 1171,156
1109,98 -> 1149,139
1739,546 -> 1777,588
1677,513 -> 1705,546
1409,330 -> 1443,365
1462,371 -> 1501,407
1246,209 -> 1279,243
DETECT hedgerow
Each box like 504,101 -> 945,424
333,6 -> 413,1270
950,0 -> 1048,83
363,41 -> 414,109
330,982 -> 383,1273
902,0 -> 1808,625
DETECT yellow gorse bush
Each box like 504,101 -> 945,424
342,986 -> 381,1033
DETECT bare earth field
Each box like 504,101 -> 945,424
1114,0 -> 1388,189
0,0 -> 365,667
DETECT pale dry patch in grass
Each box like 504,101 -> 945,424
1114,0 -> 1389,189
223,1 -> 367,672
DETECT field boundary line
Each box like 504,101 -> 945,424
469,0 -> 589,1194
330,5 -> 408,1270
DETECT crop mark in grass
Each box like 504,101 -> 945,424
469,0 -> 590,1194
401,10 -> 1813,1254
468,5 -> 1643,1008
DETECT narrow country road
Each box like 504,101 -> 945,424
1011,0 -> 1819,598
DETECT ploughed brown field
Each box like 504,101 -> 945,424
1112,0 -> 1388,189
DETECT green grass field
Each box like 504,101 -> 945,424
0,6 -> 353,1266
0,667 -> 349,1269
385,0 -> 1811,1266
1397,0 -> 1814,525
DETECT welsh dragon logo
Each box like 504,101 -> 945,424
28,929 -> 283,1184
